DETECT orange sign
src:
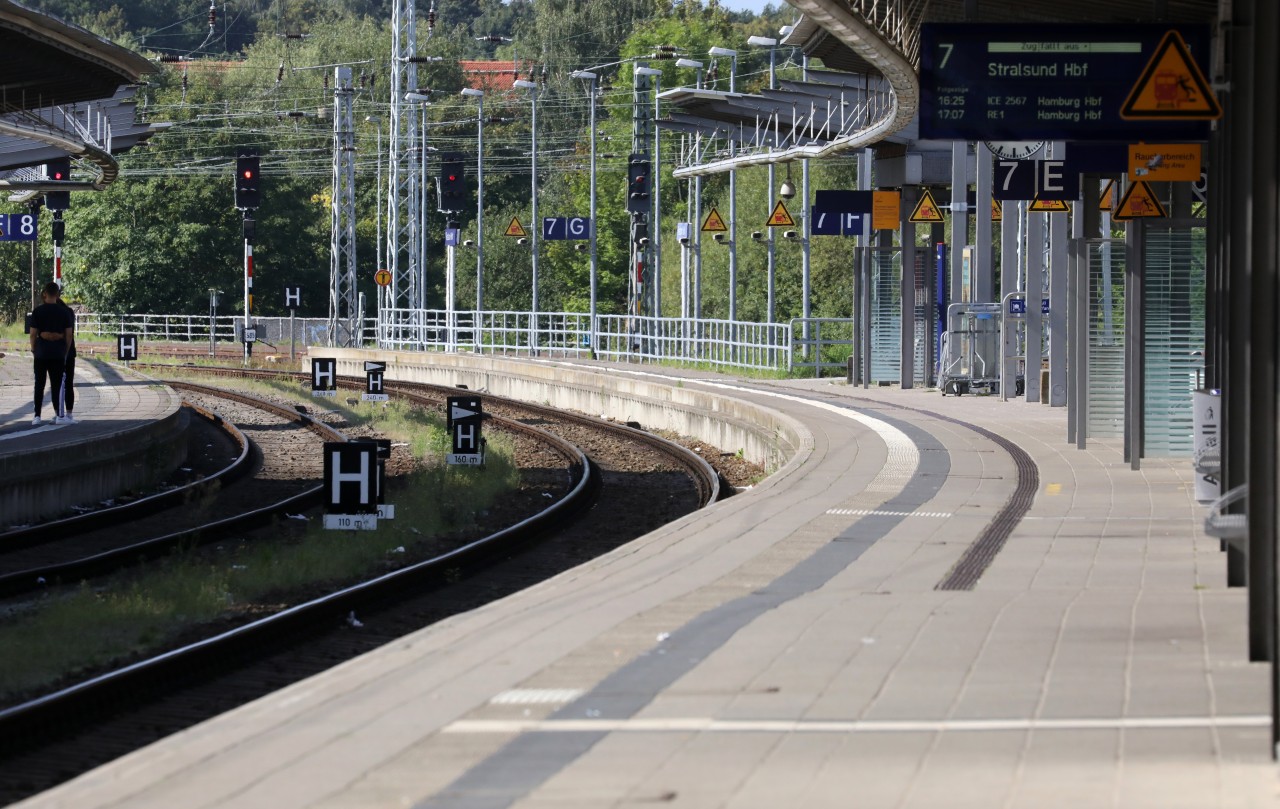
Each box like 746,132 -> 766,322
1113,180 -> 1168,220
1099,179 -> 1116,211
374,269 -> 392,287
1128,143 -> 1202,181
1121,30 -> 1221,120
872,190 -> 900,230
1028,198 -> 1070,213
765,200 -> 795,227
700,208 -> 728,232
909,189 -> 944,223
504,217 -> 528,237
990,198 -> 1002,222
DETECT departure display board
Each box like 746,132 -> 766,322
919,24 -> 1213,142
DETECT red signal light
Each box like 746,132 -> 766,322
242,169 -> 254,179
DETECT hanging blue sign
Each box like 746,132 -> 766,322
0,213 -> 37,241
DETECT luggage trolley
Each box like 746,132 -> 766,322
939,302 -> 1003,396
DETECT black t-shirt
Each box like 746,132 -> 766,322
30,302 -> 72,359
57,301 -> 76,351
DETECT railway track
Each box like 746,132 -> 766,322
0,366 -> 721,804
0,383 -> 347,598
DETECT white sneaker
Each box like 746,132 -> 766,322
57,415 -> 77,425
31,416 -> 42,426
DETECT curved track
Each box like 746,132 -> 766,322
0,368 -> 721,803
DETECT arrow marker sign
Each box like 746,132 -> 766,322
451,403 -> 479,422
364,361 -> 386,372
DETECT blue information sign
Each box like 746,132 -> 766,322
444,227 -> 459,247
920,24 -> 1212,141
0,213 -> 37,242
542,217 -> 590,241
811,190 -> 869,237
1008,298 -> 1026,315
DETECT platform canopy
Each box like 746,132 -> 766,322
663,0 -> 1219,177
0,0 -> 160,189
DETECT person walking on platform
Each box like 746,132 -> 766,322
55,287 -> 77,424
28,281 -> 72,426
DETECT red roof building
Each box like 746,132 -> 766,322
459,60 -> 529,94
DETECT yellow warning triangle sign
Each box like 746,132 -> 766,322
909,189 -> 944,223
766,200 -> 795,227
991,198 -> 1002,222
1029,197 -> 1071,213
701,207 -> 728,232
504,217 -> 528,238
1099,179 -> 1116,212
1113,180 -> 1168,220
1120,30 -> 1221,120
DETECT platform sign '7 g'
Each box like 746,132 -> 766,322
542,217 -> 590,241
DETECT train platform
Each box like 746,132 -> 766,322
17,356 -> 1279,808
0,351 -> 187,527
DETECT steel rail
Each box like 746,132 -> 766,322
0,403 -> 251,549
0,398 -> 590,757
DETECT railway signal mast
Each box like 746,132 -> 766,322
234,150 -> 260,365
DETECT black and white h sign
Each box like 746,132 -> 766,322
283,286 -> 302,309
362,361 -> 388,401
117,335 -> 138,362
446,395 -> 485,465
311,357 -> 337,397
323,442 -> 378,513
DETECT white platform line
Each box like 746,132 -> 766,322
826,508 -> 953,518
444,715 -> 1269,735
490,688 -> 584,705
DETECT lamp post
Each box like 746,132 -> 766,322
675,58 -> 703,323
513,78 -> 540,352
747,36 -> 778,325
570,70 -> 598,353
461,87 -> 484,315
709,47 -> 738,321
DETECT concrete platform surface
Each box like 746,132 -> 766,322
15,359 -> 1279,808
0,351 -> 185,525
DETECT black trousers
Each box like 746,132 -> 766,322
33,355 -> 65,418
63,346 -> 76,413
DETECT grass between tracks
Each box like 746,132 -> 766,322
0,378 -> 520,700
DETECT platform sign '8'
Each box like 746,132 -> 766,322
0,213 -> 36,241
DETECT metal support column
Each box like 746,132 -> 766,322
901,186 -> 918,389
859,148 -> 873,387
329,67 -> 358,347
1025,207 -> 1044,402
1246,0 -> 1277,668
1001,194 -> 1020,401
1123,217 -> 1144,469
386,0 -> 418,317
1048,144 -> 1069,406
1224,0 -> 1254,591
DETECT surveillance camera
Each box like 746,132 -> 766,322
637,237 -> 649,247
783,230 -> 797,240
517,238 -> 528,245
463,239 -> 475,247
779,180 -> 797,200
678,237 -> 690,246
574,243 -> 588,252
751,231 -> 763,241
713,233 -> 726,243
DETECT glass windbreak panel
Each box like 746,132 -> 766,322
1088,240 -> 1125,438
871,248 -> 902,382
1143,227 -> 1205,457
913,252 -> 929,386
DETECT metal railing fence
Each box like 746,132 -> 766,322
75,310 -> 867,377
